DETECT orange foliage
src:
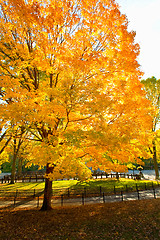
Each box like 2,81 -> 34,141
0,0 -> 153,179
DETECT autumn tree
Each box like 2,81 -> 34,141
0,0 -> 152,210
0,147 -> 9,171
16,140 -> 34,177
9,126 -> 28,183
0,124 -> 11,171
141,77 -> 160,179
0,123 -> 30,181
0,124 -> 12,155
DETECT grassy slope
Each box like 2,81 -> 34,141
0,178 -> 158,192
0,199 -> 160,239
0,178 -> 159,199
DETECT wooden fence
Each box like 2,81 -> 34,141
92,172 -> 142,180
0,181 -> 160,208
0,172 -> 143,184
0,180 -> 159,199
0,174 -> 45,184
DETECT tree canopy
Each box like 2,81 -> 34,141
0,0 -> 153,209
141,76 -> 160,178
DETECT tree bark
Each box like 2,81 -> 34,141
0,136 -> 12,154
10,139 -> 17,184
152,140 -> 159,179
10,135 -> 23,184
10,154 -> 16,184
41,163 -> 53,211
17,158 -> 23,177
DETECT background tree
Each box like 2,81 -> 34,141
0,148 -> 9,172
1,125 -> 34,182
141,77 -> 160,179
0,127 -> 12,155
16,141 -> 35,177
0,0 -> 152,210
8,126 -> 28,183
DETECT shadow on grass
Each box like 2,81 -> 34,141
0,199 -> 160,240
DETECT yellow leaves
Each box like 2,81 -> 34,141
0,0 -> 154,177
0,149 -> 9,164
46,157 -> 92,181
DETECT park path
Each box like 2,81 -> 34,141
0,188 -> 160,210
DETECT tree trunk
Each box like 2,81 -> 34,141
153,140 -> 159,179
41,163 -> 53,211
10,135 -> 23,184
17,158 -> 23,177
10,155 -> 16,184
10,139 -> 17,184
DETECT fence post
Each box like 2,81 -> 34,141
126,185 -> 128,192
37,196 -> 39,208
121,191 -> 123,201
103,192 -> 105,203
84,187 -> 86,197
61,195 -> 63,206
16,189 -> 18,198
68,188 -> 70,197
100,186 -> 102,196
145,183 -> 147,190
152,183 -> 156,199
137,189 -> 140,200
14,197 -> 16,206
114,186 -> 116,194
82,193 -> 84,205
153,188 -> 156,199
2,178 -> 3,184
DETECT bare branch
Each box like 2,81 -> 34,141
0,136 -> 12,154
69,115 -> 92,122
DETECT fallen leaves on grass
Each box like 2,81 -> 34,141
0,199 -> 160,239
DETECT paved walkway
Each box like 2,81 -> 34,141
0,188 -> 160,210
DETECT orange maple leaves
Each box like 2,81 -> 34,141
0,0 -> 153,178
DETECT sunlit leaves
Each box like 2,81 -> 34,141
0,0 -> 153,179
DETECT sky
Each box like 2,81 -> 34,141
116,0 -> 160,80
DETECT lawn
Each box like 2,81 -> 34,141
0,199 -> 160,239
0,178 -> 159,198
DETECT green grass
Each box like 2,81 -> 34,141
65,178 -> 159,196
0,180 -> 78,191
0,178 -> 159,197
0,182 -> 45,191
